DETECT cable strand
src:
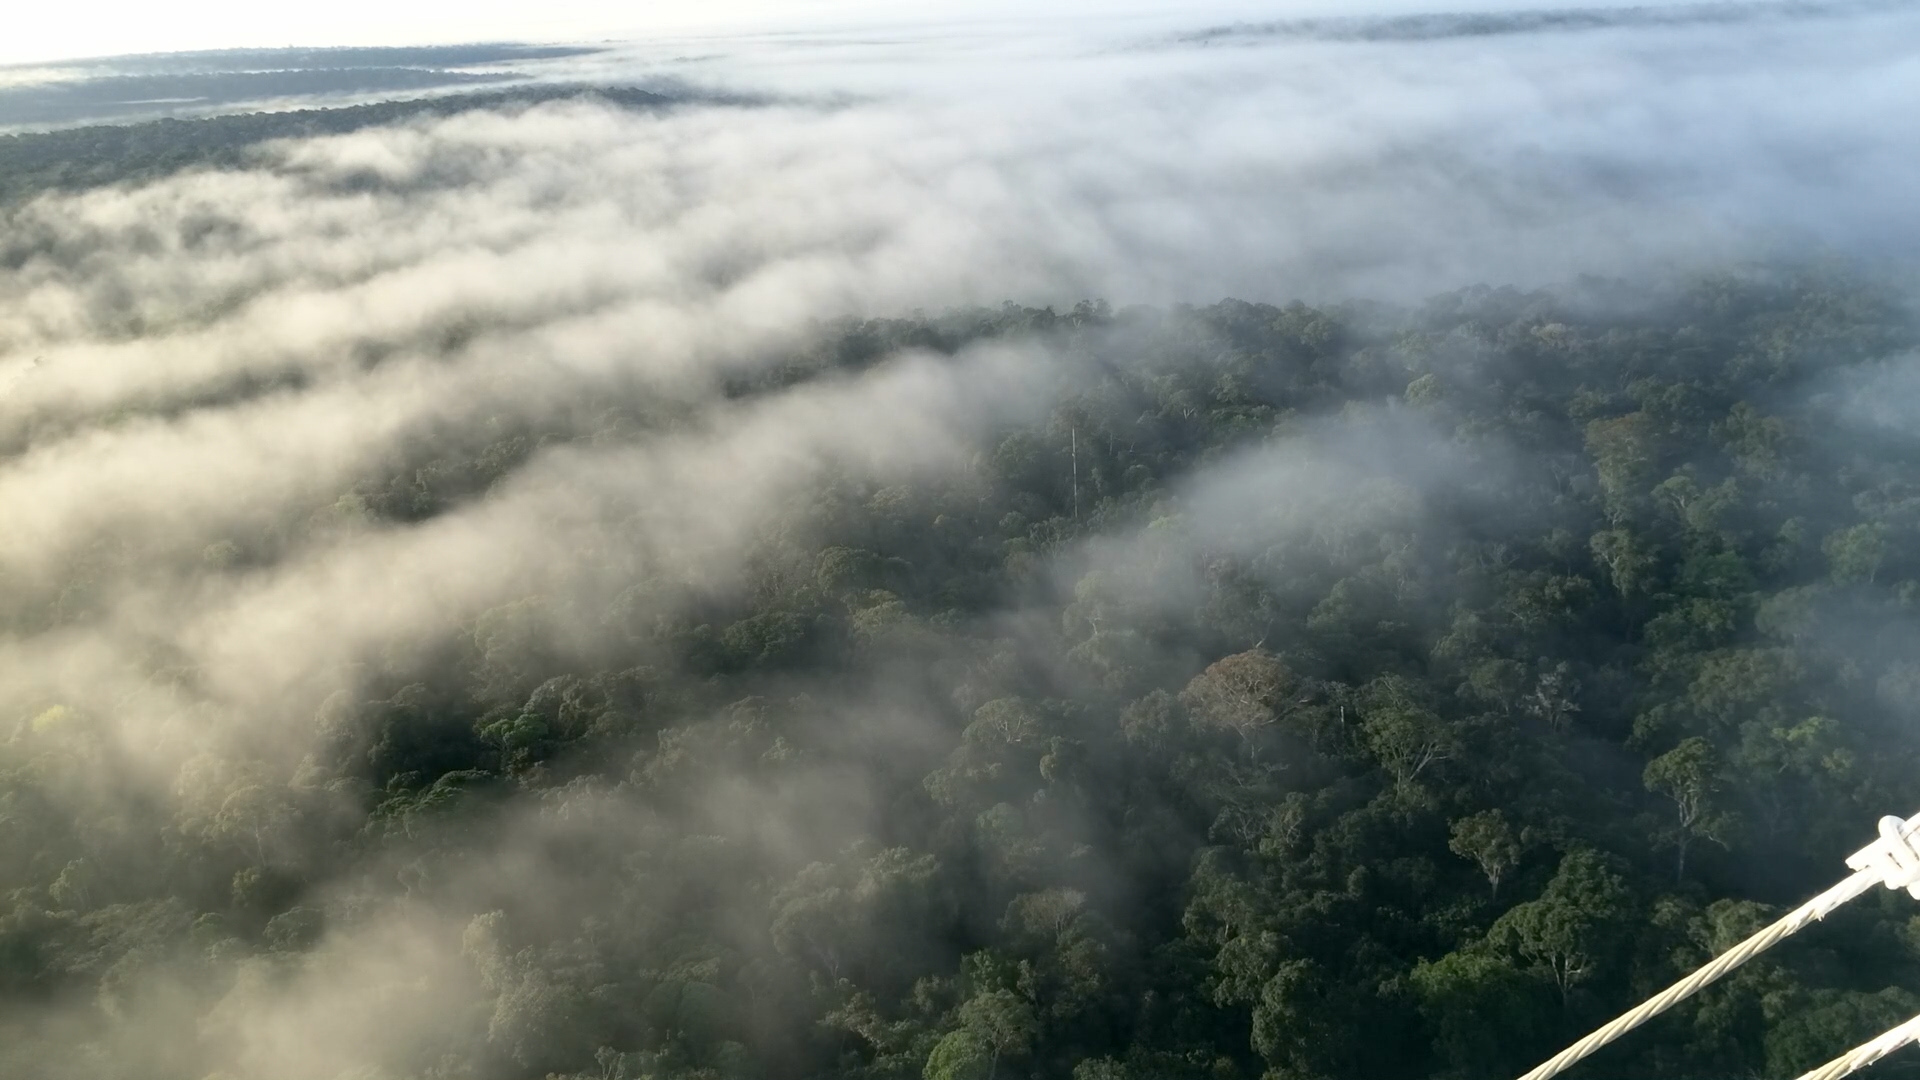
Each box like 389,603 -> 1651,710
1793,1012 -> 1920,1080
1514,870 -> 1878,1080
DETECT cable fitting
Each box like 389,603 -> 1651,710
1845,813 -> 1920,899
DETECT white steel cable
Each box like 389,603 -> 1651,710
1792,1011 -> 1920,1080
1514,872 -> 1877,1080
1514,813 -> 1920,1080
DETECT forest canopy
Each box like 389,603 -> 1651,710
5,264 -> 1920,1080
5,6 -> 1920,1079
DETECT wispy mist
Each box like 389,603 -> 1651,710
3,4 -> 1919,1078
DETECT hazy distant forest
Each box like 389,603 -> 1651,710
4,82 -> 1920,1080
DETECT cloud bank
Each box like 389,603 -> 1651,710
2,3 -> 1918,1077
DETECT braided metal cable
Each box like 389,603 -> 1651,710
1514,871 -> 1879,1080
1793,1012 -> 1920,1080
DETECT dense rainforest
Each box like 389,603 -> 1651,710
4,259 -> 1920,1080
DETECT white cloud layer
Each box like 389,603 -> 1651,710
0,3 -> 1916,1073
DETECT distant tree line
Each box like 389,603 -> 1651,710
0,84 -> 697,207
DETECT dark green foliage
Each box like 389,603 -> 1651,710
6,267 -> 1920,1079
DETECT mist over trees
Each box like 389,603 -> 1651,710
4,4 -> 1920,1080
0,86 -> 680,205
8,266 -> 1920,1080
0,45 -> 606,130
